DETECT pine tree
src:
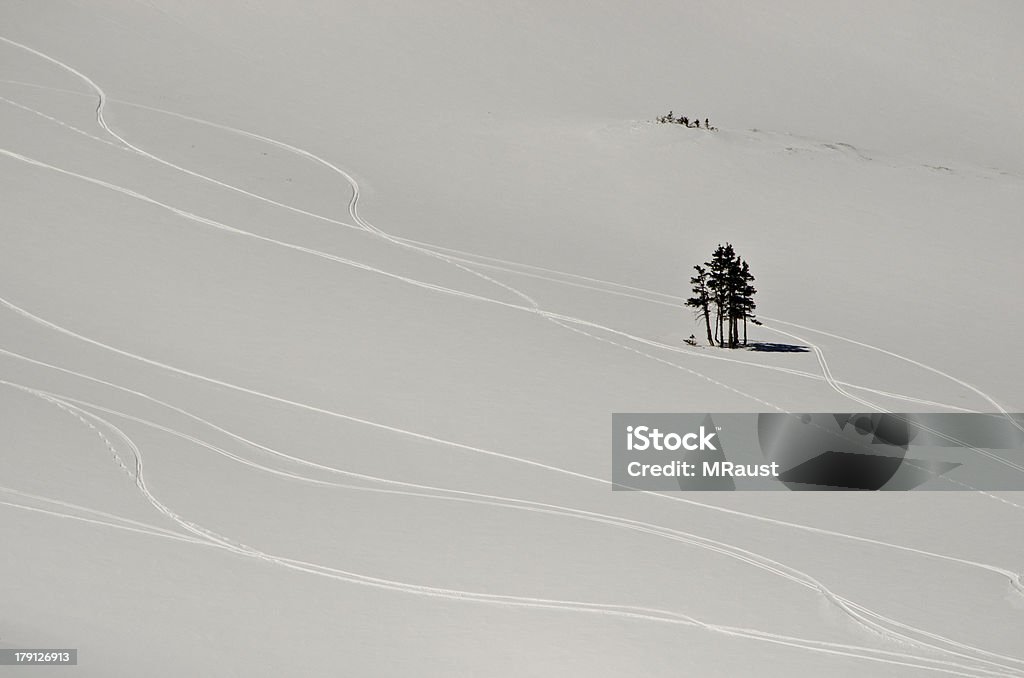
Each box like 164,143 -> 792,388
685,264 -> 714,346
705,251 -> 722,346
706,243 -> 736,348
726,253 -> 745,348
738,259 -> 757,346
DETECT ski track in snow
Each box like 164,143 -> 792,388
3,378 -> 1021,678
3,288 -> 1023,592
1,138 -> 1009,497
0,497 -> 204,545
3,35 -> 1023,550
2,93 -> 1020,481
0,78 -> 1002,415
0,76 -> 1000,413
0,484 -> 195,542
755,323 -> 1024,481
2,36 -> 1023,674
0,132 -> 979,415
2,341 -> 1020,585
8,370 -> 1024,672
3,28 -> 1023,579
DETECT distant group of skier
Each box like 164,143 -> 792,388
656,111 -> 715,130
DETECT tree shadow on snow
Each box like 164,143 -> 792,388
746,342 -> 810,353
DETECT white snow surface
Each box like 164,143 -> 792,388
1,1 -> 1022,676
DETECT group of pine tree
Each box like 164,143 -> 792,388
656,110 -> 715,130
685,243 -> 757,348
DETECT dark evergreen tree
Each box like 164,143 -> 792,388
705,243 -> 736,347
685,264 -> 714,346
738,259 -> 757,346
725,254 -> 740,347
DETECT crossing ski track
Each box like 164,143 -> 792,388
3,264 -> 1024,565
6,368 -> 1024,673
0,71 -> 1011,417
3,35 -> 1023,528
2,35 -> 1023,676
3,31 -> 1023,570
3,90 -> 1021,477
1,342 -> 1020,586
2,378 -> 1021,678
0,73 -> 1007,416
0,128 -> 983,415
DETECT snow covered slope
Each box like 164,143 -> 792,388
1,1 -> 1022,676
